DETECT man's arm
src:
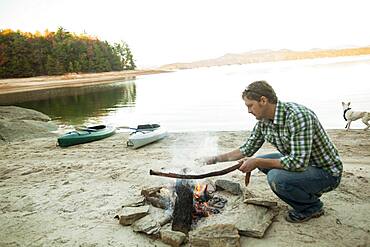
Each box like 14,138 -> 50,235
239,157 -> 283,173
210,149 -> 245,164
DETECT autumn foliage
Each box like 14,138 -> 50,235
0,27 -> 136,78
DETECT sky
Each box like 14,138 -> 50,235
1,0 -> 369,67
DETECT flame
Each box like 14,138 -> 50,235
193,183 -> 217,220
194,183 -> 205,200
192,183 -> 225,221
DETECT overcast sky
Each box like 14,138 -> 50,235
1,0 -> 369,67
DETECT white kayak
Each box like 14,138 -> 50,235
127,127 -> 168,149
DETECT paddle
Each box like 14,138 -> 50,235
117,124 -> 161,131
116,126 -> 140,131
75,127 -> 98,132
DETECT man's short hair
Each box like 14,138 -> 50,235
242,80 -> 278,104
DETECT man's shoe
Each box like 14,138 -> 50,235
285,208 -> 324,223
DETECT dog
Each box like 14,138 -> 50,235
342,102 -> 370,131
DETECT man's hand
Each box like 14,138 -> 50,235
238,158 -> 258,173
196,156 -> 217,165
203,156 -> 218,165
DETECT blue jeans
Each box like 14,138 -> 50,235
257,153 -> 341,214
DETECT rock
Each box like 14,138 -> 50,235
131,215 -> 161,235
0,106 -> 51,121
189,224 -> 240,247
118,205 -> 149,226
160,230 -> 187,247
244,198 -> 278,208
156,213 -> 172,226
197,203 -> 276,238
204,178 -> 216,193
0,106 -> 57,142
141,187 -> 173,209
141,186 -> 163,197
121,195 -> 145,207
244,189 -> 256,199
215,179 -> 243,195
228,204 -> 276,238
146,195 -> 171,209
149,207 -> 173,226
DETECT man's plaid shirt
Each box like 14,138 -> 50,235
239,100 -> 343,177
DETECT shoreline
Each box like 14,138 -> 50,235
0,69 -> 170,95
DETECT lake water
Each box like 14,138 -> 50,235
15,55 -> 370,132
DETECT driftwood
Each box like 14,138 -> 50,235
150,163 -> 251,186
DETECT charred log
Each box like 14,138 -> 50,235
171,180 -> 194,234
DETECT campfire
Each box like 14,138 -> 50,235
145,162 -> 252,236
116,164 -> 277,246
192,183 -> 227,221
171,179 -> 227,234
117,176 -> 277,246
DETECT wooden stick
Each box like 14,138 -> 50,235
149,163 -> 240,179
244,171 -> 251,187
149,163 -> 252,186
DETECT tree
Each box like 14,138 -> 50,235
114,41 -> 136,70
0,27 -> 136,78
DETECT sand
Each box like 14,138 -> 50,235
0,70 -> 168,95
0,129 -> 369,246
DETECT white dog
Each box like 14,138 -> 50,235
342,102 -> 370,131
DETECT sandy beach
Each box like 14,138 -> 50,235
0,127 -> 369,246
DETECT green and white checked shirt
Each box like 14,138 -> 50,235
239,100 -> 343,177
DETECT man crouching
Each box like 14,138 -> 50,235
204,80 -> 342,223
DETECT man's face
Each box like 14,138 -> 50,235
243,96 -> 268,120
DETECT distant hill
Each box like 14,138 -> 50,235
160,47 -> 370,70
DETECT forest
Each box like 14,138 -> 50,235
0,27 -> 136,78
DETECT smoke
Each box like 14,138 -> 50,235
169,132 -> 219,170
162,132 -> 219,215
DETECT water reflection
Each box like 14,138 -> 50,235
2,55 -> 370,131
15,81 -> 137,125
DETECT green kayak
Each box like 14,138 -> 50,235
57,125 -> 116,147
